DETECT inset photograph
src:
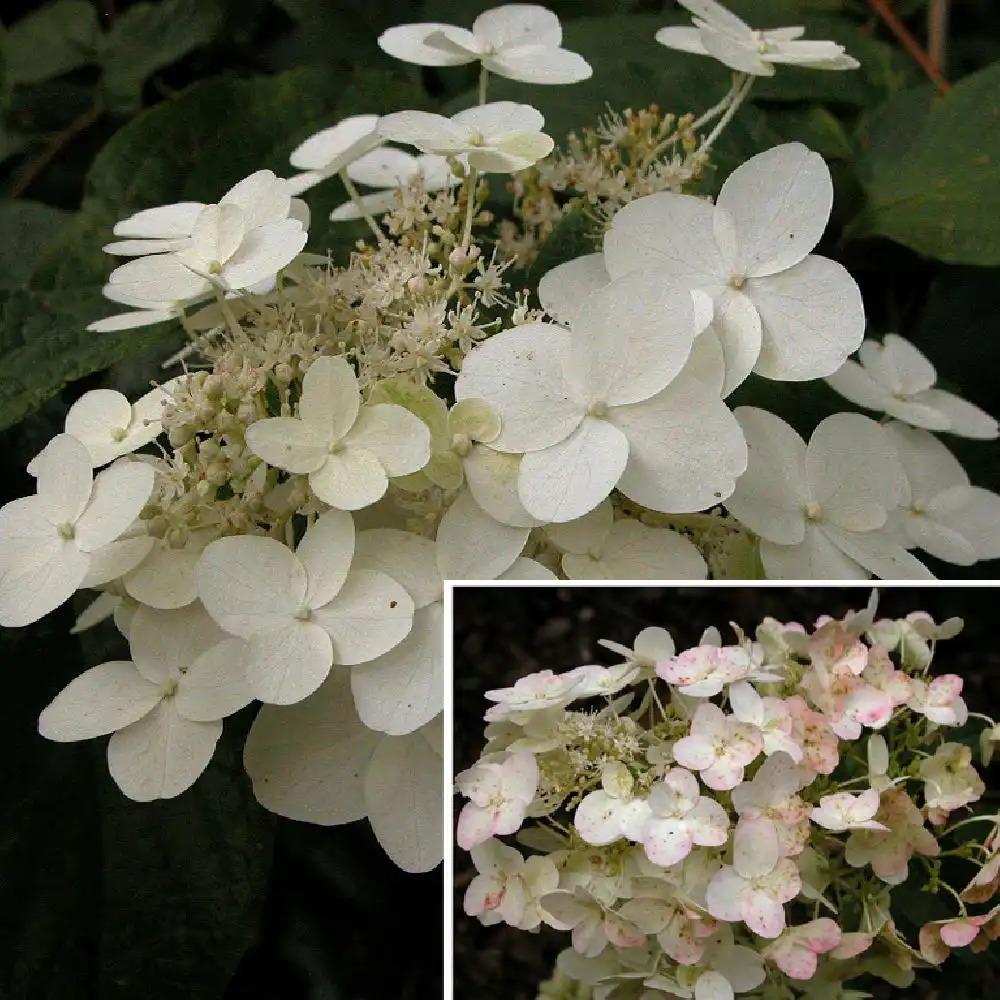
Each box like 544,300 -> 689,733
452,586 -> 1000,1000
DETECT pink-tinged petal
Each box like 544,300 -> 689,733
605,911 -> 646,949
672,733 -> 717,771
706,867 -> 747,922
688,798 -> 730,846
940,920 -> 980,948
734,818 -> 779,877
643,817 -> 694,867
743,889 -> 786,938
456,801 -> 497,850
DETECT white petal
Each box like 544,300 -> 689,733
108,254 -> 212,302
436,490 -> 529,578
64,390 -> 133,466
220,219 -> 306,290
467,132 -> 554,173
220,169 -> 291,228
695,971 -> 734,1000
344,403 -> 430,476
75,461 -> 154,552
123,542 -> 200,609
454,323 -> 583,453
347,146 -> 419,188
197,535 -> 306,637
70,590 -> 121,634
474,5 -> 562,48
243,670 -> 380,824
711,289 -> 763,396
613,377 -> 747,513
901,510 -> 977,565
883,421 -> 968,502
33,433 -> 93,524
107,702 -> 221,800
501,558 -> 557,580
544,500 -> 613,555
309,448 -> 389,510
825,359 -> 896,415
245,620 -> 333,704
329,189 -> 401,220
87,308 -> 177,332
377,110 -> 467,153
760,526 -> 866,579
519,417 -> 629,523
299,354 -> 360,441
867,334 -> 936,394
246,413 -> 333,471
38,661 -> 160,741
378,23 -> 478,66
748,255 -> 865,381
186,203 -> 245,269
485,45 -> 592,84
566,271 -> 696,406
929,485 -> 1000,560
113,202 -> 204,238
914,389 -> 999,440
351,602 -> 443,735
734,819 -> 779,877
683,326 -> 727,395
365,728 -> 443,872
568,520 -> 707,580
718,143 -> 832,278
311,569 -> 414,665
354,528 -> 441,609
699,26 -> 774,75
463,447 -> 542,528
0,511 -> 88,627
806,414 -> 901,530
821,525 -> 934,580
654,25 -> 711,55
289,115 -> 382,172
604,192 -> 728,288
678,0 -> 752,37
128,602 -> 230,683
453,101 -> 545,137
297,508 -> 355,608
103,236 -> 191,256
538,253 -> 609,327
175,638 -> 254,721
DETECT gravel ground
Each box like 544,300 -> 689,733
452,585 -> 1000,1000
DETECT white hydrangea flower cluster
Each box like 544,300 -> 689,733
457,596 -> 1000,1000
2,1 -> 999,871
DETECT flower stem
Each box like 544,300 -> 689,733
214,287 -> 244,340
461,167 -> 479,249
478,65 -> 489,106
339,167 -> 388,247
699,73 -> 755,155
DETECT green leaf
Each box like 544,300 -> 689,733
768,104 -> 854,162
850,61 -> 1000,264
0,200 -> 71,290
1,1 -> 101,87
100,0 -> 225,115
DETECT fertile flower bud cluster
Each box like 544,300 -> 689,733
2,0 -> 999,873
457,597 -> 1000,999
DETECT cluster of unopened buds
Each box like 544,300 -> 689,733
1,0 -> 999,872
457,597 -> 1000,999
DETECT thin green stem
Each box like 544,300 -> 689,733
339,168 -> 388,246
478,64 -> 489,106
940,813 -> 1000,839
699,73 -> 755,155
461,167 -> 479,249
214,287 -> 244,340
